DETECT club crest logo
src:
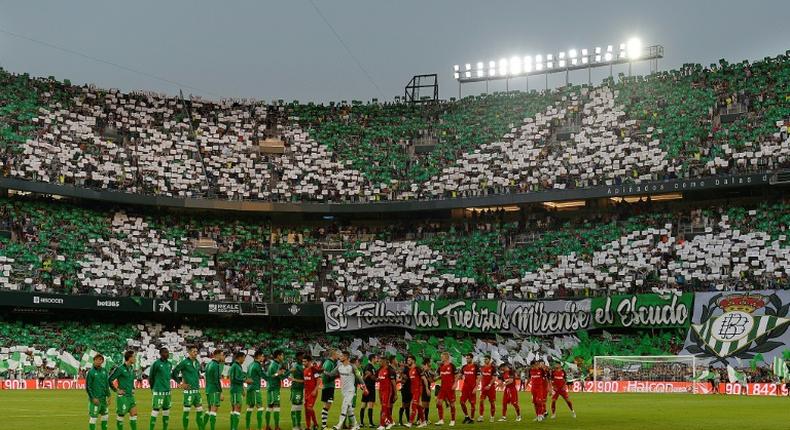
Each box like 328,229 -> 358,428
691,294 -> 790,358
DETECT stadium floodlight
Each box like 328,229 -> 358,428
627,37 -> 643,60
498,58 -> 509,76
509,56 -> 521,75
523,56 -> 533,72
451,38 -> 663,90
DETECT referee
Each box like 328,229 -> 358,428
360,354 -> 378,428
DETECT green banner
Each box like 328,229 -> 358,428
591,293 -> 693,328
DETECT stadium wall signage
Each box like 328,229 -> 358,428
324,294 -> 692,334
5,378 -> 787,396
0,291 -> 323,317
0,172 -> 772,214
682,290 -> 790,367
590,293 -> 693,328
567,380 -> 788,396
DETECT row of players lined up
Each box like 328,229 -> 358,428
85,348 -> 576,430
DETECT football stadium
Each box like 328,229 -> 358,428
0,1 -> 788,429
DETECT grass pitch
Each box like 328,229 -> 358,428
0,389 -> 787,430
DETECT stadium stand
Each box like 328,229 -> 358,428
2,53 -> 789,203
0,196 -> 786,302
0,316 -> 685,381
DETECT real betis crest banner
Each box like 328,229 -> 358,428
591,293 -> 693,328
682,290 -> 790,367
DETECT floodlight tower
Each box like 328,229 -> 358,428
452,37 -> 663,97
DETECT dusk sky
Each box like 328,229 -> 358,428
1,0 -> 788,102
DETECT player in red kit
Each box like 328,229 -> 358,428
529,360 -> 549,422
407,355 -> 425,428
498,363 -> 521,422
477,355 -> 496,423
459,353 -> 478,424
550,363 -> 575,419
377,356 -> 397,430
435,352 -> 457,426
302,356 -> 322,430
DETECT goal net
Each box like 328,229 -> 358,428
593,355 -> 704,394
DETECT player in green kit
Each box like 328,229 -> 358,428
265,349 -> 288,430
245,350 -> 265,430
87,353 -> 111,430
320,350 -> 339,430
149,347 -> 173,430
230,352 -> 247,430
203,349 -> 225,430
109,351 -> 139,430
290,352 -> 306,430
172,346 -> 204,430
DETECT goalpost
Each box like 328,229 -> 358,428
593,355 -> 706,394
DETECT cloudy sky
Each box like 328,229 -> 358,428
1,0 -> 787,102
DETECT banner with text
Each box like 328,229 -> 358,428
591,293 -> 693,328
324,299 -> 591,335
324,294 -> 695,334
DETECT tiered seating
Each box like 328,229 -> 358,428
191,98 -> 275,200
78,212 -> 218,299
324,202 -> 790,300
3,52 -> 787,203
500,208 -> 790,297
0,198 -> 268,301
270,127 -> 367,202
327,239 -> 471,300
0,317 -> 684,377
0,196 -> 787,301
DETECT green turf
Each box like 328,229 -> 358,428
0,388 -> 787,430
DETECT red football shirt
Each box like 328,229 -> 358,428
461,364 -> 478,391
480,364 -> 496,389
439,363 -> 456,388
501,370 -> 515,388
529,367 -> 547,391
304,364 -> 319,393
409,366 -> 423,395
551,369 -> 567,390
378,365 -> 393,395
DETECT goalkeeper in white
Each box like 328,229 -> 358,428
326,351 -> 367,430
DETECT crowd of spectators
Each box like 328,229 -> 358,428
0,196 -> 786,302
1,53 -> 789,203
0,316 -> 684,382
